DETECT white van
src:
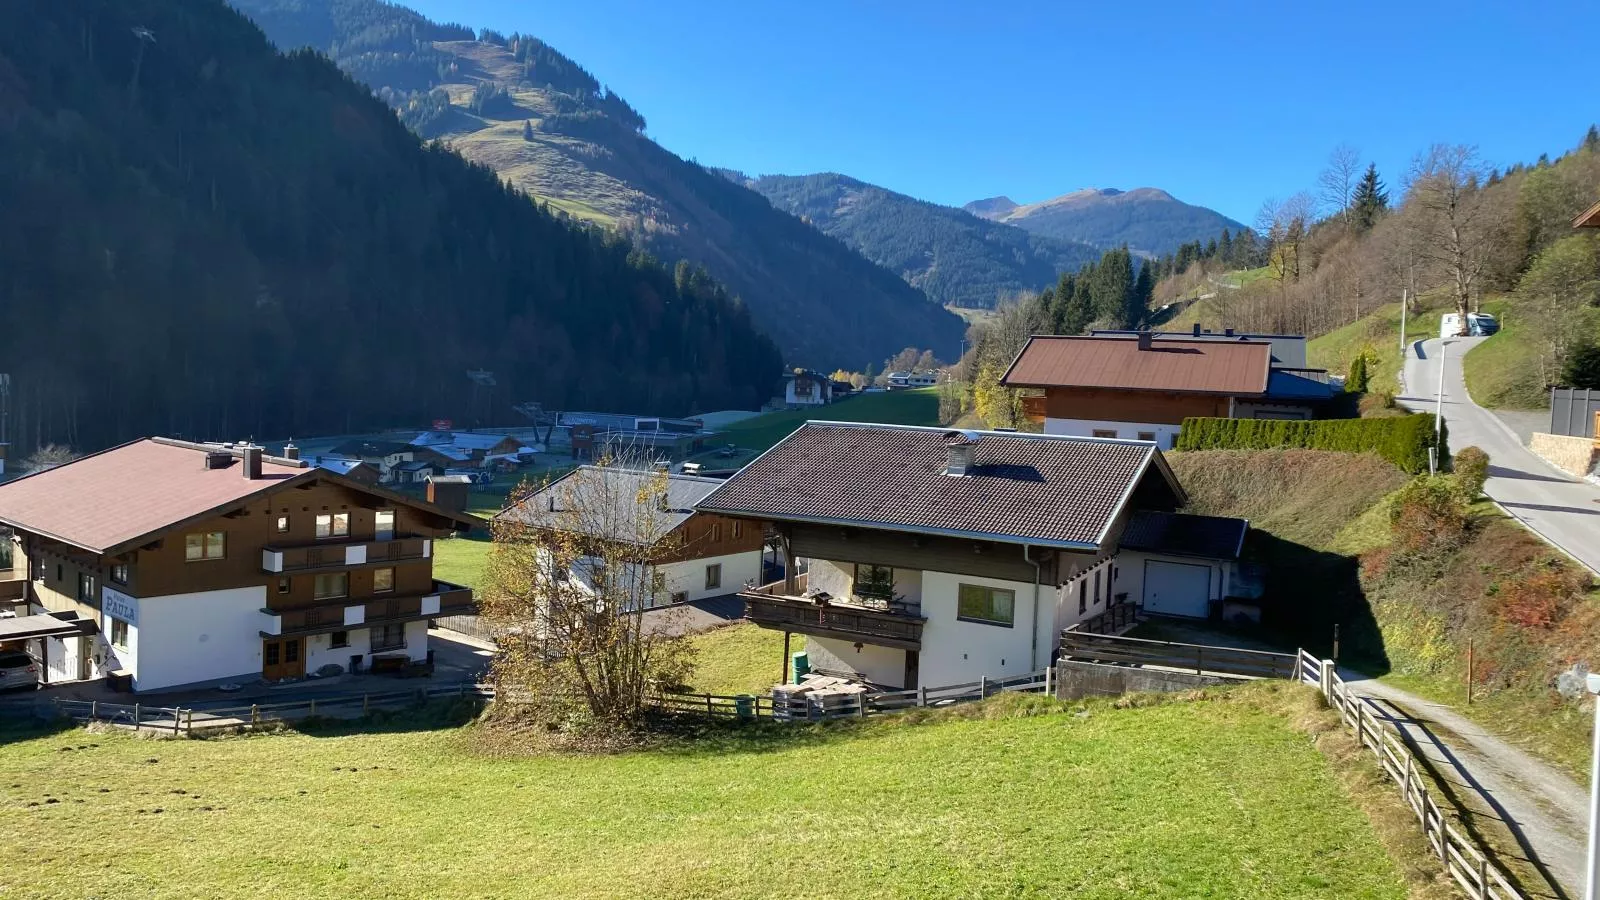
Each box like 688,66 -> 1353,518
1439,313 -> 1500,338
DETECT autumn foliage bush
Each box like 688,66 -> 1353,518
1387,476 -> 1471,556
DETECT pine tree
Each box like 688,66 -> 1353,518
1127,260 -> 1154,329
1345,354 -> 1370,393
1351,163 -> 1389,232
1585,125 -> 1600,152
522,120 -> 534,141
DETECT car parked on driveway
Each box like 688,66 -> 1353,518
1440,312 -> 1499,338
0,649 -> 39,691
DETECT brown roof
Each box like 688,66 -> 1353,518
695,423 -> 1183,549
1000,335 -> 1272,395
0,438 -> 480,553
1573,197 -> 1600,229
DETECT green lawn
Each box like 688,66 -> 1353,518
1306,300 -> 1416,395
0,684 -> 1410,899
433,534 -> 491,590
683,622 -> 803,696
719,388 -> 941,454
1461,299 -> 1593,410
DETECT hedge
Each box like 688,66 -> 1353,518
1174,414 -> 1449,475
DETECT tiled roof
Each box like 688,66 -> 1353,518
0,439 -> 310,553
497,466 -> 727,544
1001,335 -> 1271,395
1118,510 -> 1247,560
696,423 -> 1180,549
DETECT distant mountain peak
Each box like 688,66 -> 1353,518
962,196 -> 1019,220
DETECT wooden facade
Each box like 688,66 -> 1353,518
1041,388 -> 1234,426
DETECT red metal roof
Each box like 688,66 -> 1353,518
0,439 -> 311,552
1001,335 -> 1272,395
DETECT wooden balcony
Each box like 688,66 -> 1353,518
261,580 -> 475,636
261,536 -> 431,574
0,578 -> 26,602
740,578 -> 924,651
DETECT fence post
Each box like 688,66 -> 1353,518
857,694 -> 867,719
979,675 -> 988,699
1195,646 -> 1204,676
309,698 -> 317,717
171,708 -> 180,736
1477,858 -> 1488,899
133,703 -> 141,731
1319,659 -> 1334,699
706,693 -> 713,717
363,693 -> 370,715
918,685 -> 927,708
250,704 -> 260,727
1044,665 -> 1054,699
90,699 -> 98,719
186,709 -> 194,733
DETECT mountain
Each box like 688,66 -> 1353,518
963,188 -> 1246,258
739,174 -> 1102,309
230,0 -> 964,369
0,0 -> 782,456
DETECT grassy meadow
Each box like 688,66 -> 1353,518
718,387 -> 941,454
0,683 -> 1415,900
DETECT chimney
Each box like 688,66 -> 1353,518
1192,323 -> 1201,337
203,450 -> 232,470
1224,328 -> 1235,337
242,444 -> 263,480
944,430 -> 978,477
1137,331 -> 1153,351
282,441 -> 300,461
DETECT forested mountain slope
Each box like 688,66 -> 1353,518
740,173 -> 1101,309
232,0 -> 964,368
965,187 -> 1246,258
0,0 -> 781,455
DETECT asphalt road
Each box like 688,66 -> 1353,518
1400,337 -> 1600,575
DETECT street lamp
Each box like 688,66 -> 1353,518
1432,339 -> 1450,475
1587,672 -> 1600,900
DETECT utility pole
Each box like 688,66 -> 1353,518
1434,339 -> 1449,474
1585,672 -> 1600,900
1398,289 -> 1408,357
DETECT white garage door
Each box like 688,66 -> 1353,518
1142,561 -> 1211,618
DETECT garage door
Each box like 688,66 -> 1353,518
1142,560 -> 1211,618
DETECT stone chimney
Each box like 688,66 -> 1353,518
943,430 -> 979,477
1137,331 -> 1153,351
242,444 -> 263,480
282,441 -> 300,461
1192,323 -> 1201,336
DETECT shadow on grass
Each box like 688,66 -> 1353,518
1248,530 -> 1390,675
0,716 -> 80,746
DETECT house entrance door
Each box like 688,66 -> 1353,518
262,637 -> 305,681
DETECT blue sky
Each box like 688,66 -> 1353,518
408,0 -> 1595,223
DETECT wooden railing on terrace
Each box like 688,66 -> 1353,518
263,536 -> 430,573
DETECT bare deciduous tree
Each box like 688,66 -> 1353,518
1318,143 -> 1363,225
482,453 -> 695,732
1256,192 -> 1315,287
1405,144 -> 1496,333
22,444 -> 78,474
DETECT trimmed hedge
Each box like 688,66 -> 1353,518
1175,414 -> 1448,475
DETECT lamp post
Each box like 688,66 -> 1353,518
1585,671 -> 1600,900
1432,339 -> 1449,475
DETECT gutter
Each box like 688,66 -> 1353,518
1024,543 -> 1044,671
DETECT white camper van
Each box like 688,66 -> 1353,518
1439,312 -> 1500,338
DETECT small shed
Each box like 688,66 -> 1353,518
427,474 -> 474,512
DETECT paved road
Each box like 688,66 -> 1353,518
1400,337 -> 1600,574
1344,671 -> 1585,898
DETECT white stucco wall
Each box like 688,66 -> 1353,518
125,585 -> 268,692
918,571 -> 1043,687
1043,417 -> 1178,448
805,559 -> 923,607
659,549 -> 762,604
404,620 -> 429,662
305,626 -> 373,675
1053,556 -> 1117,641
806,635 -> 907,687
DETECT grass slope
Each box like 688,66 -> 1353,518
0,686 -> 1408,899
683,622 -> 803,696
1461,300 -> 1597,410
719,388 -> 941,454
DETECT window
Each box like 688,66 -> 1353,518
732,520 -> 743,540
373,567 -> 395,593
853,564 -> 894,603
1091,429 -> 1118,439
56,564 -> 62,581
276,515 -> 290,534
314,513 -> 350,539
710,523 -> 722,542
110,563 -> 128,585
185,531 -> 225,561
313,572 -> 348,600
330,631 -> 349,649
958,583 -> 1015,627
1078,580 -> 1087,615
371,623 -> 405,651
375,510 -> 395,541
109,616 -> 130,650
77,572 -> 96,605
670,590 -> 688,605
1136,431 -> 1156,442
277,576 -> 291,595
1094,571 -> 1102,605
704,564 -> 722,591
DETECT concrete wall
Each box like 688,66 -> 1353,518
1054,659 -> 1230,701
1530,432 -> 1598,477
807,635 -> 906,687
1044,417 -> 1178,449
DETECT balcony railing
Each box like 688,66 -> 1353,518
740,577 -> 924,650
261,580 -> 475,636
261,536 -> 431,573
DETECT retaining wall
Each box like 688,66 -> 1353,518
1529,432 -> 1598,477
1053,659 -> 1230,700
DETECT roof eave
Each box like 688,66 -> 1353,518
692,506 -> 1101,552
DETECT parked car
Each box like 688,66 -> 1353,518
0,649 -> 39,691
1439,312 -> 1500,338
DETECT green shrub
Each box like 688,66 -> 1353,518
1387,476 -> 1471,556
1563,342 -> 1600,389
1174,414 -> 1447,475
1452,446 -> 1489,500
1345,354 -> 1370,393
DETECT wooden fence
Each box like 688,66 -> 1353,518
1067,600 -> 1141,636
1295,651 -> 1527,900
1060,631 -> 1299,680
656,669 -> 1052,724
53,682 -> 493,735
